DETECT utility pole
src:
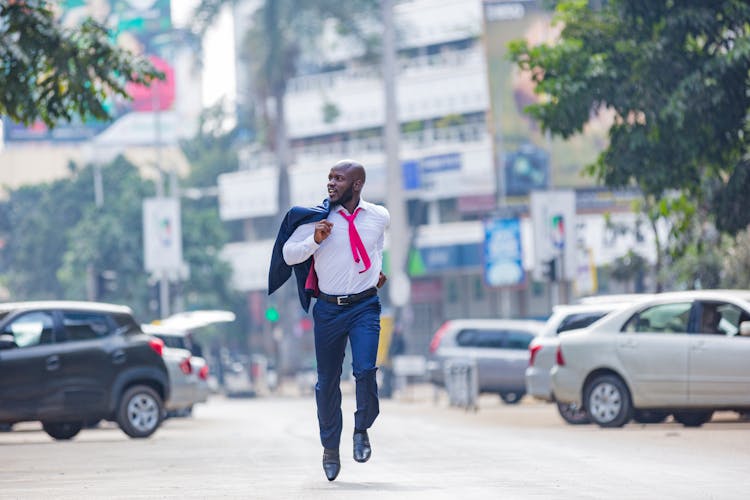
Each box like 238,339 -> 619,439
481,1 -> 511,318
382,0 -> 411,317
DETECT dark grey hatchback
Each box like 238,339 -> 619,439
0,301 -> 169,440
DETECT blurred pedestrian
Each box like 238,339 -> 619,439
269,159 -> 389,481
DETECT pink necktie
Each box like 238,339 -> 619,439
338,208 -> 371,274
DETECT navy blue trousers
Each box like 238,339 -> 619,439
312,294 -> 381,450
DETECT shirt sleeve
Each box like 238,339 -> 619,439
282,222 -> 320,265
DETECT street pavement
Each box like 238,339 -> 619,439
1,384 -> 750,499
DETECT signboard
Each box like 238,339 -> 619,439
530,190 -> 577,281
143,197 -> 182,273
484,217 -> 525,287
218,167 -> 279,220
402,152 -> 462,190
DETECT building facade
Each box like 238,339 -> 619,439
220,0 -> 657,360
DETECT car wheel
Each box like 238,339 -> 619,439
42,421 -> 83,440
556,401 -> 591,425
117,385 -> 163,439
500,391 -> 525,404
584,374 -> 633,428
673,410 -> 713,427
633,409 -> 670,424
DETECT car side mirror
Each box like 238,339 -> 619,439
739,321 -> 750,337
0,333 -> 17,350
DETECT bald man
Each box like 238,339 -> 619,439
282,159 -> 390,481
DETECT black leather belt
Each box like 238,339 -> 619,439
318,287 -> 377,306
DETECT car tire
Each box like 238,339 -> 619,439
116,385 -> 163,439
673,410 -> 714,427
42,421 -> 82,440
500,391 -> 525,404
584,374 -> 633,428
633,409 -> 670,424
556,401 -> 591,425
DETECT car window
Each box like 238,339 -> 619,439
622,302 -> 692,333
60,312 -> 113,342
156,335 -> 187,350
457,329 -> 504,349
503,331 -> 534,350
455,329 -> 533,349
112,313 -> 140,334
698,302 -> 750,336
2,311 -> 55,348
557,312 -> 608,334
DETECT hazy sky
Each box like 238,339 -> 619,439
172,0 -> 236,108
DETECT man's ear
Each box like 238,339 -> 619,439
354,179 -> 364,191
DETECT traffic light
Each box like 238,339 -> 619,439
265,306 -> 280,323
542,259 -> 557,282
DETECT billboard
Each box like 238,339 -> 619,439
143,197 -> 183,274
3,0 -> 174,143
483,0 -> 611,198
483,217 -> 525,288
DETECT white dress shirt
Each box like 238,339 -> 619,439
283,199 -> 390,295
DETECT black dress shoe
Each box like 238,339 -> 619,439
353,430 -> 371,463
322,448 -> 340,481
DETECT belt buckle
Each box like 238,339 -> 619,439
336,295 -> 349,306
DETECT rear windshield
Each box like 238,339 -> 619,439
456,329 -> 534,350
557,312 -> 608,335
156,334 -> 188,350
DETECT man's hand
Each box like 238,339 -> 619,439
314,220 -> 333,244
377,272 -> 387,288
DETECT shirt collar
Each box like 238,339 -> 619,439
337,199 -> 369,215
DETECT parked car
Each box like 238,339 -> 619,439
551,290 -> 750,428
0,301 -> 169,440
428,318 -> 545,403
142,325 -> 210,417
526,300 -> 647,424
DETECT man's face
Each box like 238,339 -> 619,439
327,166 -> 357,206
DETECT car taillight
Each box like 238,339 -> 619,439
179,357 -> 192,375
529,343 -> 542,366
429,321 -> 452,354
556,345 -> 565,366
198,364 -> 209,380
148,337 -> 164,357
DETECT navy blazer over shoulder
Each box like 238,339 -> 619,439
268,199 -> 330,312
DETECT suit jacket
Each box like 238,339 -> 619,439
268,199 -> 330,312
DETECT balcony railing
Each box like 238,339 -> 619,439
287,48 -> 483,94
291,123 -> 487,159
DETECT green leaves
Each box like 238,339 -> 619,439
508,0 -> 750,204
0,2 -> 162,127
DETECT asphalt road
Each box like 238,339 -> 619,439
1,385 -> 749,499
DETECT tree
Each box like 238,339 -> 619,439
0,1 -> 160,126
57,158 -> 154,315
509,0 -> 750,220
721,228 -> 750,288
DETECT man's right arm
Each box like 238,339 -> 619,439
282,223 -> 319,265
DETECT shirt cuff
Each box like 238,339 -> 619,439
305,233 -> 321,252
